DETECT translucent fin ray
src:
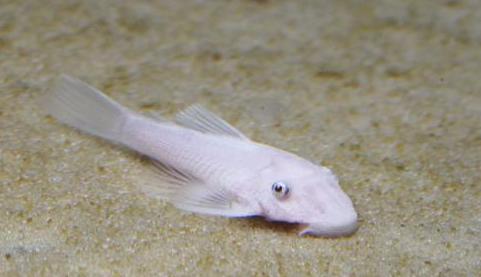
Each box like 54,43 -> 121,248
41,75 -> 129,142
175,105 -> 249,140
140,158 -> 254,217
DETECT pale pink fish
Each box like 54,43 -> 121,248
42,75 -> 358,237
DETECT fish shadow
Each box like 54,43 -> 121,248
232,216 -> 301,235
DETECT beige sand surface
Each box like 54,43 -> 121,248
1,0 -> 480,275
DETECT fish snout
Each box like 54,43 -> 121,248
299,209 -> 358,237
298,177 -> 359,237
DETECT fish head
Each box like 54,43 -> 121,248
255,156 -> 358,237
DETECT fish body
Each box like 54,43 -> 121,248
43,75 -> 358,237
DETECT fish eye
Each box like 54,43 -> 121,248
272,181 -> 289,200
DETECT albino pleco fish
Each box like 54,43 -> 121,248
42,75 -> 358,237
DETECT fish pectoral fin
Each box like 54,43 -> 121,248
140,159 -> 255,217
172,185 -> 254,217
175,104 -> 250,141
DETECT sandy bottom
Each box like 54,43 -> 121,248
1,0 -> 480,275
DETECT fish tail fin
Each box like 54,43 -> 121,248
41,75 -> 130,142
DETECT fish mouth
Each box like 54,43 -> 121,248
298,214 -> 359,237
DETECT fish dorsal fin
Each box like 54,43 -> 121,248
140,159 -> 255,217
175,105 -> 250,140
